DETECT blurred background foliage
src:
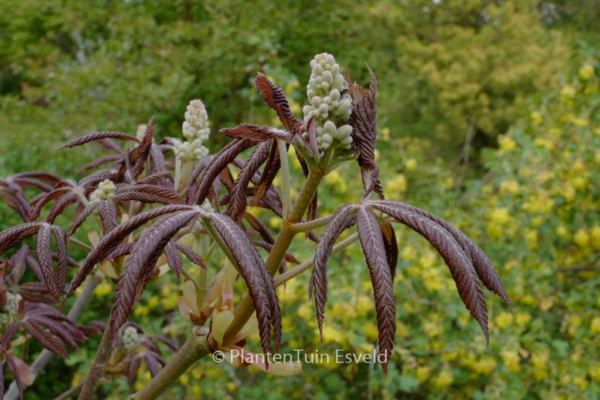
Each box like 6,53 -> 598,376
1,0 -> 600,399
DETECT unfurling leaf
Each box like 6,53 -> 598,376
356,206 -> 396,374
255,73 -> 301,132
189,139 -> 255,205
346,67 -> 384,198
226,141 -> 271,221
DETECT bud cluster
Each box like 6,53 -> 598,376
90,179 -> 116,202
0,292 -> 22,329
174,139 -> 209,162
183,100 -> 210,142
120,326 -> 142,351
175,99 -> 210,162
302,53 -> 353,150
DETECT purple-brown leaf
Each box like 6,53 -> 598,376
37,224 -> 61,300
110,210 -> 199,337
356,207 -> 396,374
220,125 -> 291,142
208,213 -> 281,356
367,200 -> 491,343
58,132 -> 140,150
309,204 -> 355,344
255,73 -> 301,132
66,204 -> 195,299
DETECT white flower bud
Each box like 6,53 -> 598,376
329,89 -> 340,102
120,326 -> 141,351
182,99 -> 210,143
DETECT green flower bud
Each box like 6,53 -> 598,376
90,179 -> 116,202
336,124 -> 353,140
332,75 -> 346,92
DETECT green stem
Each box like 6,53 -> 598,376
131,326 -> 212,400
274,231 -> 360,285
277,140 -> 291,219
291,214 -> 333,232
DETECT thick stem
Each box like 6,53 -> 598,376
4,274 -> 103,400
131,326 -> 212,400
78,315 -> 114,400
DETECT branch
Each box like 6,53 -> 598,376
78,314 -> 114,400
290,214 -> 333,233
130,326 -> 212,400
53,381 -> 84,400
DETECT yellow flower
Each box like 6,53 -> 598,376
574,229 -> 589,247
385,174 -> 407,194
400,246 -> 416,261
560,84 -> 576,100
590,226 -> 600,248
380,127 -> 391,141
419,251 -> 436,269
590,317 -> 600,334
134,306 -> 149,317
515,312 -> 531,326
148,296 -> 159,309
405,158 -> 417,171
530,111 -> 542,125
416,366 -> 431,382
269,216 -> 282,229
499,179 -> 519,195
489,207 -> 510,224
501,349 -> 520,372
325,170 -> 347,192
579,63 -> 594,80
432,369 -> 453,388
473,356 -> 497,374
494,312 -> 512,329
498,135 -> 517,152
95,281 -> 113,297
525,229 -> 538,249
179,374 -> 189,386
